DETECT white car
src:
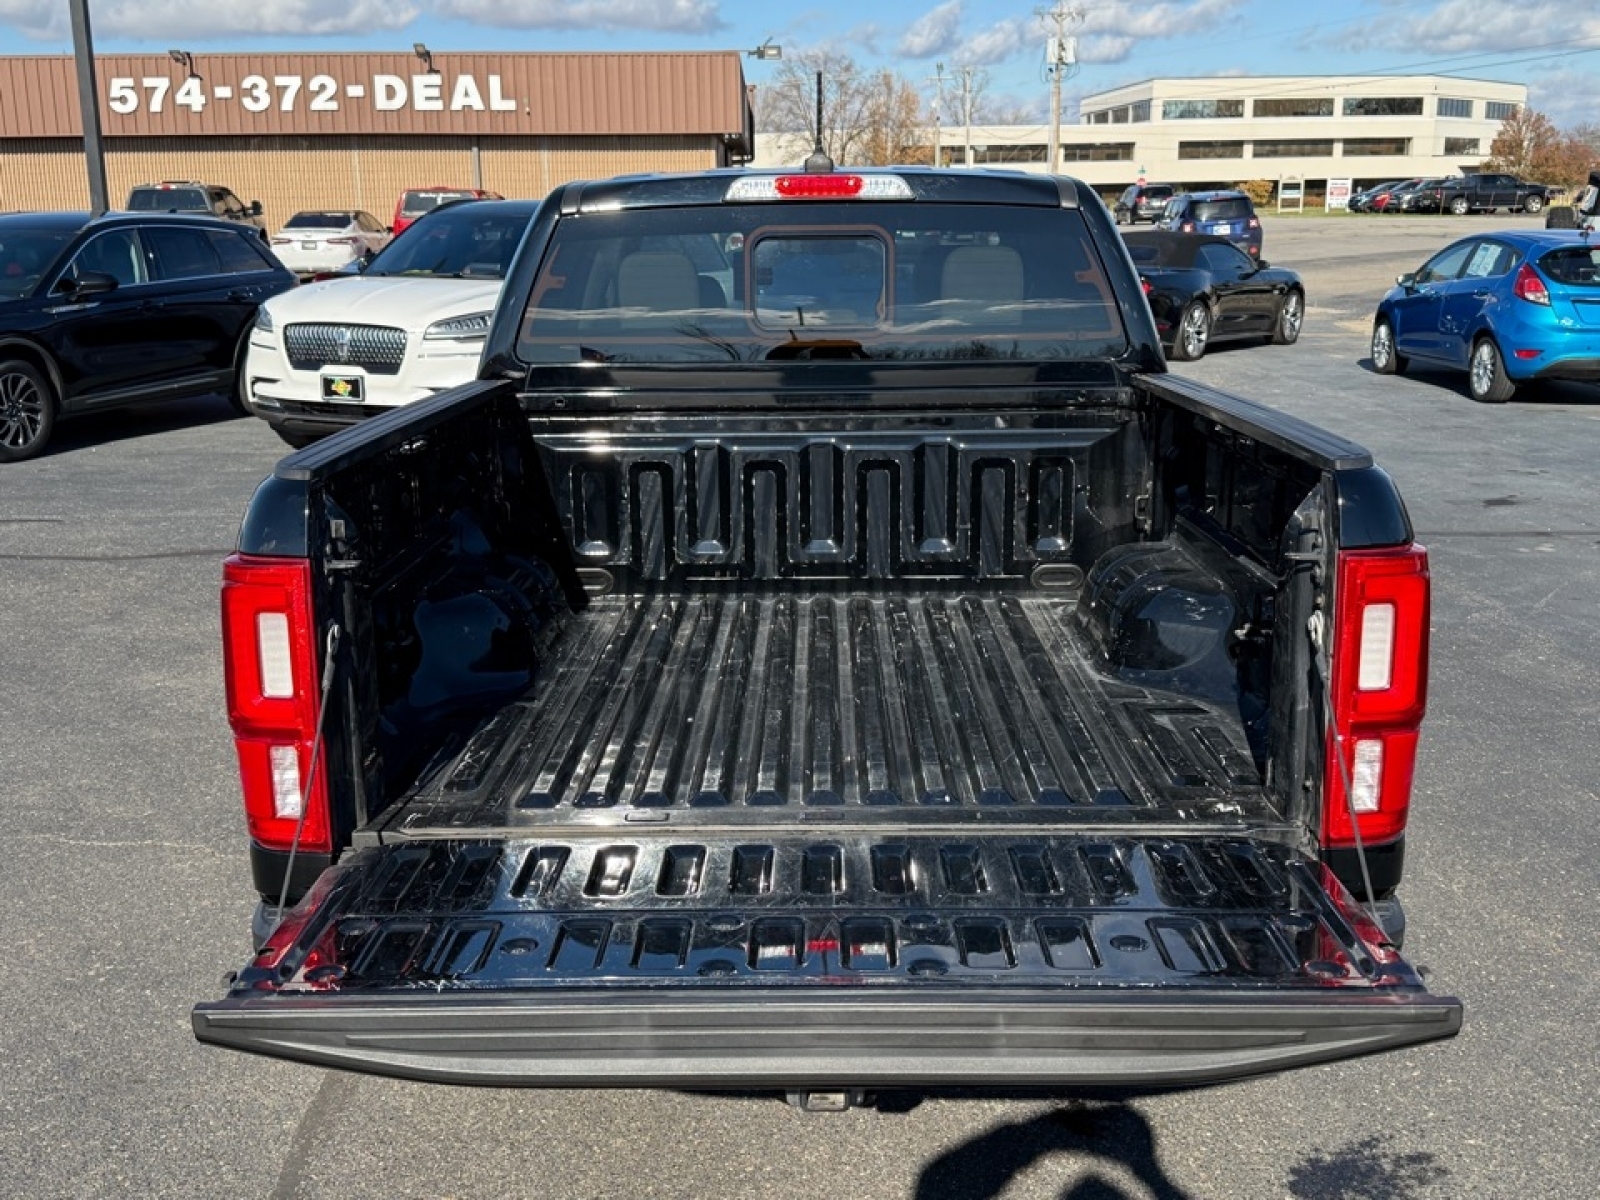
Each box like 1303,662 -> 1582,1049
244,199 -> 537,446
269,210 -> 391,276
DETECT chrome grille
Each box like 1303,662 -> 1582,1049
284,323 -> 407,375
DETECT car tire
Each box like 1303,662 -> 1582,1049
1115,209 -> 1128,226
1170,303 -> 1210,362
1371,319 -> 1406,375
1545,205 -> 1577,230
1523,194 -> 1544,215
0,357 -> 57,463
1468,337 -> 1516,403
227,333 -> 255,416
1449,196 -> 1470,216
1272,289 -> 1304,345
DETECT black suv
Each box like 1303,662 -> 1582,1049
1113,182 -> 1176,225
126,181 -> 268,236
0,211 -> 296,461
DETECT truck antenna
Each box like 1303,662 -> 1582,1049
804,69 -> 834,173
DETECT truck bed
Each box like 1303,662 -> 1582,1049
368,587 -> 1270,840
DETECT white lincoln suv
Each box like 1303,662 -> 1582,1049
244,199 -> 537,446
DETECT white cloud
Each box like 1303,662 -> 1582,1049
0,0 -> 418,39
1324,0 -> 1599,59
897,1 -> 962,59
957,17 -> 1032,67
434,0 -> 723,34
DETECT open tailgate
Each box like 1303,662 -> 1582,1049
193,834 -> 1460,1088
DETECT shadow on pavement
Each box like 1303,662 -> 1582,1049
1287,1132 -> 1450,1199
913,1102 -> 1194,1200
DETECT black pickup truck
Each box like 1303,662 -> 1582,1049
1437,173 -> 1553,215
194,166 -> 1460,1101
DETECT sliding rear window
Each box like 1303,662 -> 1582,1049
1539,245 -> 1600,287
515,202 -> 1127,366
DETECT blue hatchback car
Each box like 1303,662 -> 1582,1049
1371,230 -> 1600,402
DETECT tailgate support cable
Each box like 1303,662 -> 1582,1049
273,623 -> 342,930
1307,609 -> 1380,928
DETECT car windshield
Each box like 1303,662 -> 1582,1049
128,188 -> 207,211
516,201 -> 1128,366
365,204 -> 529,279
400,189 -> 476,216
284,212 -> 354,229
1192,198 -> 1252,222
0,228 -> 76,298
1538,245 -> 1600,287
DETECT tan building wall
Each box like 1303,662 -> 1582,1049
1,134 -> 720,229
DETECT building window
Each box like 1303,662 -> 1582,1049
1342,97 -> 1424,117
1443,137 -> 1480,156
971,144 -> 1047,164
1254,139 -> 1335,158
1130,100 -> 1151,122
1178,140 -> 1245,160
1486,101 -> 1518,120
1110,106 -> 1130,124
1085,110 -> 1110,125
1162,99 -> 1244,120
1060,142 -> 1134,162
1253,97 -> 1333,118
1438,98 -> 1473,119
1343,137 -> 1412,156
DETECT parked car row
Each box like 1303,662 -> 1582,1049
4,175 -> 1596,464
1348,174 -> 1556,215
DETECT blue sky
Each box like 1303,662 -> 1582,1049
1,1 -> 1596,127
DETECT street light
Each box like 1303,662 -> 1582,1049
168,48 -> 197,78
413,43 -> 438,74
747,39 -> 782,60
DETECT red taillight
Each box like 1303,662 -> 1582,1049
1247,216 -> 1260,229
775,173 -> 864,198
221,554 -> 330,854
1140,276 -> 1152,297
269,237 -> 289,245
326,236 -> 359,245
1322,545 -> 1430,848
1180,222 -> 1195,233
1512,263 -> 1549,306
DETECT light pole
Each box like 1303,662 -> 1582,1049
68,0 -> 108,216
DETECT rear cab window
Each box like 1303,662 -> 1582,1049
516,201 -> 1128,366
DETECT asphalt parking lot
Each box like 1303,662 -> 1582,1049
2,212 -> 1596,1199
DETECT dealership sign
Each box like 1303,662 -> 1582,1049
105,72 -> 519,117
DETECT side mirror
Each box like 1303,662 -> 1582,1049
55,270 -> 118,297
250,201 -> 263,217
1397,271 -> 1417,289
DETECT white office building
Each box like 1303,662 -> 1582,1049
757,74 -> 1528,204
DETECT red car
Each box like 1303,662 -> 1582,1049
390,186 -> 503,236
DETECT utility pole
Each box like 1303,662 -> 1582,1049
68,0 -> 110,215
929,62 -> 947,168
1037,2 -> 1082,175
959,66 -> 976,167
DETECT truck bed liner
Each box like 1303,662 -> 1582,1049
373,588 -> 1268,838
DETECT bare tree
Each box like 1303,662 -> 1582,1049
757,52 -> 936,166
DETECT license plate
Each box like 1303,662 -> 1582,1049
301,241 -> 318,250
321,374 -> 364,402
1213,223 -> 1232,235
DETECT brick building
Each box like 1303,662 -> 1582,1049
0,51 -> 752,227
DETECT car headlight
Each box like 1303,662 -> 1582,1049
424,312 -> 492,341
254,307 -> 274,333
